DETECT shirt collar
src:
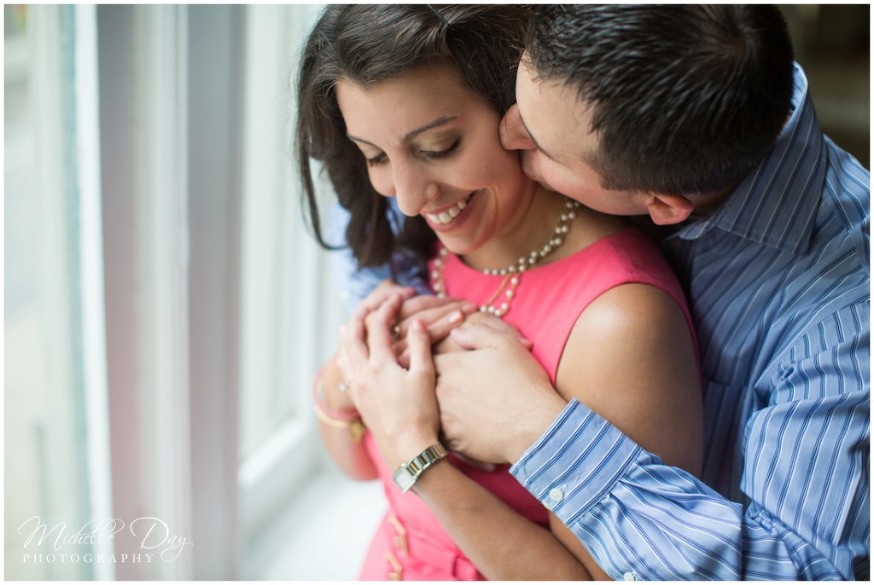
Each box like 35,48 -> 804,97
672,64 -> 826,255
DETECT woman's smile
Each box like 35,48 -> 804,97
423,192 -> 478,231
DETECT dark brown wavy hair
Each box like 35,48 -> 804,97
527,5 -> 794,195
296,4 -> 531,268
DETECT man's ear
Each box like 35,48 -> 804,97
645,194 -> 695,225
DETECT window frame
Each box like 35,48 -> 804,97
95,4 -> 337,578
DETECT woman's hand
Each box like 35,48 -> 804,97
392,295 -> 477,367
331,280 -> 417,409
340,293 -> 440,469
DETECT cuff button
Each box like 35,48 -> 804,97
548,487 -> 564,503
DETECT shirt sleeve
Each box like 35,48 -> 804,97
327,201 -> 432,313
511,302 -> 869,580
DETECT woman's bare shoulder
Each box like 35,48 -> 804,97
554,282 -> 703,473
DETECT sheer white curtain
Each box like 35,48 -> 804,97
5,4 -> 339,580
4,5 -> 110,580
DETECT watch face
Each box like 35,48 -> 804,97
392,467 -> 415,493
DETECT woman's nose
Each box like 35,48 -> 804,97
392,164 -> 439,217
499,104 -> 537,151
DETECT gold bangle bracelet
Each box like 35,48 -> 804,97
313,401 -> 366,443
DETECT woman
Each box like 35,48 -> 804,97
297,5 -> 703,580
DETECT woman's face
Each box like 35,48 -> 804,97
336,64 -> 534,257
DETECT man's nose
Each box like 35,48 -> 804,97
500,103 -> 537,151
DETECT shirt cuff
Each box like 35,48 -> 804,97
510,399 -> 643,522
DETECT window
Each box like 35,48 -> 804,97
236,1 -> 343,553
4,5 -> 112,579
5,4 -> 336,579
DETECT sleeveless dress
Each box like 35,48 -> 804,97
358,227 -> 694,581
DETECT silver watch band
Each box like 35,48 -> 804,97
392,443 -> 448,493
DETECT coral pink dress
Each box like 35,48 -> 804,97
358,227 -> 694,581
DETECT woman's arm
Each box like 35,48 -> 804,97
315,353 -> 378,480
314,279 -> 419,480
412,459 -> 593,580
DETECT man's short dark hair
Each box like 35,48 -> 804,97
527,5 -> 795,195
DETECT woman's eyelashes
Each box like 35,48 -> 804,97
364,138 -> 461,167
365,152 -> 388,167
422,138 -> 461,160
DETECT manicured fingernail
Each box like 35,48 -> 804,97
461,302 -> 477,313
447,310 -> 464,325
412,319 -> 426,331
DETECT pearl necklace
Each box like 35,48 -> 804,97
433,199 -> 580,318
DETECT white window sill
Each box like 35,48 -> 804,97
242,462 -> 385,580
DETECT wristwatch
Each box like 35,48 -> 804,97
392,443 -> 448,493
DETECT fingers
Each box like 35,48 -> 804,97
398,294 -> 476,320
359,280 -> 416,313
395,308 -> 466,349
392,338 -> 411,369
394,298 -> 476,340
392,307 -> 467,366
341,291 -> 405,376
340,308 -> 370,377
462,311 -> 520,335
424,308 -> 467,343
449,320 -> 525,351
455,313 -> 533,349
364,293 -> 405,361
406,319 -> 435,377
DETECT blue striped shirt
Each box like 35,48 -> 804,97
511,64 -> 869,580
331,64 -> 869,579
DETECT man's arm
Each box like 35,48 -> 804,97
328,201 -> 431,311
438,305 -> 869,580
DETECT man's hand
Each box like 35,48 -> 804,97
434,315 -> 566,464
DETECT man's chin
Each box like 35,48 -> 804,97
521,161 -> 541,182
522,166 -> 554,191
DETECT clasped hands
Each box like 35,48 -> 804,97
337,280 -> 559,470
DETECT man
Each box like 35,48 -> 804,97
332,5 -> 869,580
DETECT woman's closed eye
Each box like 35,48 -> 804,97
366,152 -> 388,167
421,138 -> 461,161
364,138 -> 461,167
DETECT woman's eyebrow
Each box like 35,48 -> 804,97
403,116 -> 457,141
347,115 -> 458,146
